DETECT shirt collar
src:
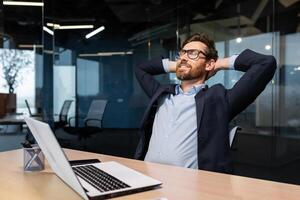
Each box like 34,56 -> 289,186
175,83 -> 206,95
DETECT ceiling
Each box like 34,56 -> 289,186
1,0 -> 299,49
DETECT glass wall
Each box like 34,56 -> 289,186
41,0 -> 300,184
1,2 -> 43,113
0,1 -> 43,150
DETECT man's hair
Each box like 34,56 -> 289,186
181,33 -> 218,61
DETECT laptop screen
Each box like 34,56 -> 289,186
24,117 -> 88,200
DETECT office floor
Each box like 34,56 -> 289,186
1,125 -> 300,186
0,125 -> 25,152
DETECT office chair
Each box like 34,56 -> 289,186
68,99 -> 108,129
53,100 -> 73,130
24,100 -> 43,118
63,99 -> 108,150
84,99 -> 108,129
229,126 -> 241,150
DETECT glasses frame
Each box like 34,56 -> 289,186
178,49 -> 207,60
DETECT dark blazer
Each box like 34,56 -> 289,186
134,49 -> 276,173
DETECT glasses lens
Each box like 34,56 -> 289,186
187,50 -> 199,59
178,49 -> 206,60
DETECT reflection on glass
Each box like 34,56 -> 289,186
53,65 -> 75,119
77,58 -> 100,96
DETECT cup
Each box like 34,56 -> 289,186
23,144 -> 45,171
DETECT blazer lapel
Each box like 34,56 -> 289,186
148,85 -> 175,109
195,87 -> 207,138
140,84 -> 176,128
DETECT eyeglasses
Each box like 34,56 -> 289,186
178,49 -> 207,60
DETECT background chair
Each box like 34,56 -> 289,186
229,126 -> 241,150
25,100 -> 43,118
84,99 -> 108,128
53,100 -> 73,130
63,99 -> 108,150
69,99 -> 108,130
24,100 -> 44,143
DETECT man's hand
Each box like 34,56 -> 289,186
168,60 -> 177,73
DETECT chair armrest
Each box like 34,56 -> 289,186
53,114 -> 59,122
68,116 -> 85,127
84,118 -> 102,127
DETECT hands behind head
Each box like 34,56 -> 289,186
205,57 -> 230,81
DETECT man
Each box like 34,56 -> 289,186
134,33 -> 276,173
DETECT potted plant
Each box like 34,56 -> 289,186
1,49 -> 33,113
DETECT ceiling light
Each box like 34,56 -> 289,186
236,37 -> 242,43
265,44 -> 271,50
97,51 -> 133,56
85,26 -> 105,39
43,26 -> 53,35
46,23 -> 93,30
79,51 -> 133,57
58,25 -> 94,30
43,50 -> 59,55
46,23 -> 60,27
19,44 -> 43,48
3,1 -> 43,6
46,23 -> 94,30
79,53 -> 99,57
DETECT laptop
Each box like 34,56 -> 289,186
24,117 -> 162,200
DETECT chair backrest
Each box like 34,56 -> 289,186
24,99 -> 33,116
59,100 -> 73,122
84,99 -> 108,128
229,126 -> 241,148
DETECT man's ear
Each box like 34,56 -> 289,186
205,59 -> 216,71
205,59 -> 217,81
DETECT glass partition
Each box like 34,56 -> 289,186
0,0 -> 43,149
1,2 -> 43,113
44,0 -> 300,179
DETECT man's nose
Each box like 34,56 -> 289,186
180,53 -> 189,61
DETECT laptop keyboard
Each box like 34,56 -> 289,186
73,165 -> 130,192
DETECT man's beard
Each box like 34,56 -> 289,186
176,61 -> 205,81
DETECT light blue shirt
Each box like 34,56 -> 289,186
144,84 -> 205,168
144,56 -> 237,169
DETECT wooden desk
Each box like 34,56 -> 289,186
1,149 -> 300,200
0,114 -> 42,125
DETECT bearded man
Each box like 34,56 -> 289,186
134,33 -> 276,173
